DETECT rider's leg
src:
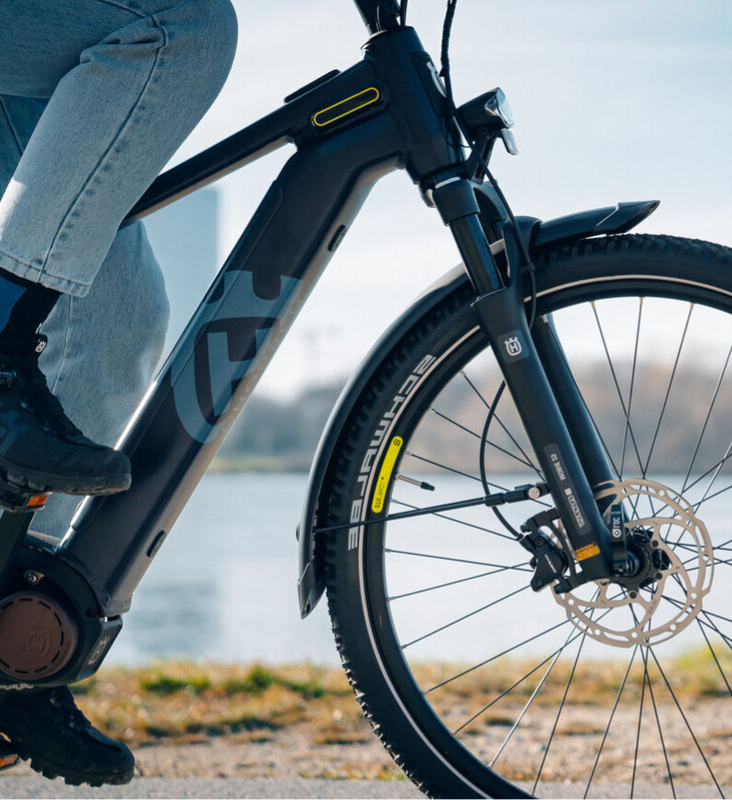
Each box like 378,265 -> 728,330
0,0 -> 238,295
35,221 -> 170,539
0,0 -> 237,495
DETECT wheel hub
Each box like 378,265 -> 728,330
552,479 -> 713,648
614,528 -> 672,592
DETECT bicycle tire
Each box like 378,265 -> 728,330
322,233 -> 732,798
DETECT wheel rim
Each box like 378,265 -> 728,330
361,286 -> 732,797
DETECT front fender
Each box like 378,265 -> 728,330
297,265 -> 465,617
297,198 -> 658,617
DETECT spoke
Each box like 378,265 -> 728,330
647,647 -> 724,797
388,498 -> 520,541
490,649 -> 563,770
403,451 -> 483,483
631,645 -> 648,798
345,492 -> 540,529
698,612 -> 732,649
454,650 -> 561,735
680,535 -> 732,573
460,370 -> 543,477
532,629 -> 588,794
591,301 -> 646,478
385,547 -> 530,573
584,646 -> 639,798
641,449 -> 732,524
486,597 -> 613,775
681,341 -> 732,495
426,617 -> 576,694
639,645 -> 677,798
400,584 -> 530,650
642,304 -> 693,476
667,449 -> 732,506
384,549 -> 533,603
388,566 -> 529,601
694,477 -> 732,510
430,407 -> 540,474
663,595 -> 732,643
619,297 -> 644,478
698,620 -> 732,698
441,591 -> 617,741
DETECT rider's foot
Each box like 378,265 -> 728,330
0,686 -> 135,786
0,337 -> 131,495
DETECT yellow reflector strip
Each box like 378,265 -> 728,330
372,436 -> 403,514
575,543 -> 601,562
313,87 -> 381,128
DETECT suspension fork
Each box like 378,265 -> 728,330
432,178 -> 614,581
531,314 -> 617,495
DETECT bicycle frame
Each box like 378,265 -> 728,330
0,6 -> 632,689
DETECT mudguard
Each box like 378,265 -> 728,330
297,199 -> 658,617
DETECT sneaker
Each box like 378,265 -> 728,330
0,686 -> 135,786
0,337 -> 131,496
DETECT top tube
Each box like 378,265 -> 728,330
353,0 -> 402,34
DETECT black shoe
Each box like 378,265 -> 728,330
0,337 -> 131,496
0,686 -> 135,786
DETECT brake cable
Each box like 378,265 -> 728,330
439,0 -> 541,535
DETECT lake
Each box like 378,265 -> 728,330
107,472 -> 339,666
104,470 -> 732,667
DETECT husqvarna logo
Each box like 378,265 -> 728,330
504,336 -> 522,357
171,269 -> 301,444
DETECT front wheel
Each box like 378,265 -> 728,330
322,234 -> 732,798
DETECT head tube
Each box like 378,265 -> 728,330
353,0 -> 402,34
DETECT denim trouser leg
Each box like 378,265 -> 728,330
0,94 -> 170,537
0,1 -> 236,532
0,0 -> 237,296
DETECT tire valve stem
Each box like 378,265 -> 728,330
396,473 -> 435,492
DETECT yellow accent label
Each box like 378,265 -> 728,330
574,543 -> 601,562
372,436 -> 403,513
313,88 -> 381,128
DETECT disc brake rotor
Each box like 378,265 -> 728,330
552,478 -> 714,648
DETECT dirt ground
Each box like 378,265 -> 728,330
7,702 -> 729,796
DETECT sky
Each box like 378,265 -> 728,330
153,0 -> 732,399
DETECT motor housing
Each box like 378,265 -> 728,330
0,590 -> 78,681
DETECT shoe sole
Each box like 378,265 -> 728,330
1,728 -> 134,786
0,458 -> 131,497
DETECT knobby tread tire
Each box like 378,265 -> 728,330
320,234 -> 732,798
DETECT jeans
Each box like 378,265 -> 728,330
0,0 -> 238,535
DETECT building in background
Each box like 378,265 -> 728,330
143,187 -> 220,359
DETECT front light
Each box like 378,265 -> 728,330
457,87 -> 515,136
484,88 -> 514,129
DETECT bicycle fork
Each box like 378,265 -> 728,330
433,178 -> 616,586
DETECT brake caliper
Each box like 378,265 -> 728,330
518,509 -> 570,592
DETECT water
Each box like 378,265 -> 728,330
107,472 -> 340,666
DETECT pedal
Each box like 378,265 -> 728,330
0,737 -> 19,771
0,476 -> 49,513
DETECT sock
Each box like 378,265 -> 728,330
0,270 -> 59,353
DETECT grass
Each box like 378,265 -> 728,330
71,662 -> 355,747
69,646 -> 732,747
